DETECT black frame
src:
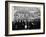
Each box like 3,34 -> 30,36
5,1 -> 45,36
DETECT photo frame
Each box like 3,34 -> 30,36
5,1 -> 45,36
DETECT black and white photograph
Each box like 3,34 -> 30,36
5,1 -> 45,36
12,6 -> 40,30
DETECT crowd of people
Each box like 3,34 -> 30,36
12,7 -> 40,30
12,19 -> 40,30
